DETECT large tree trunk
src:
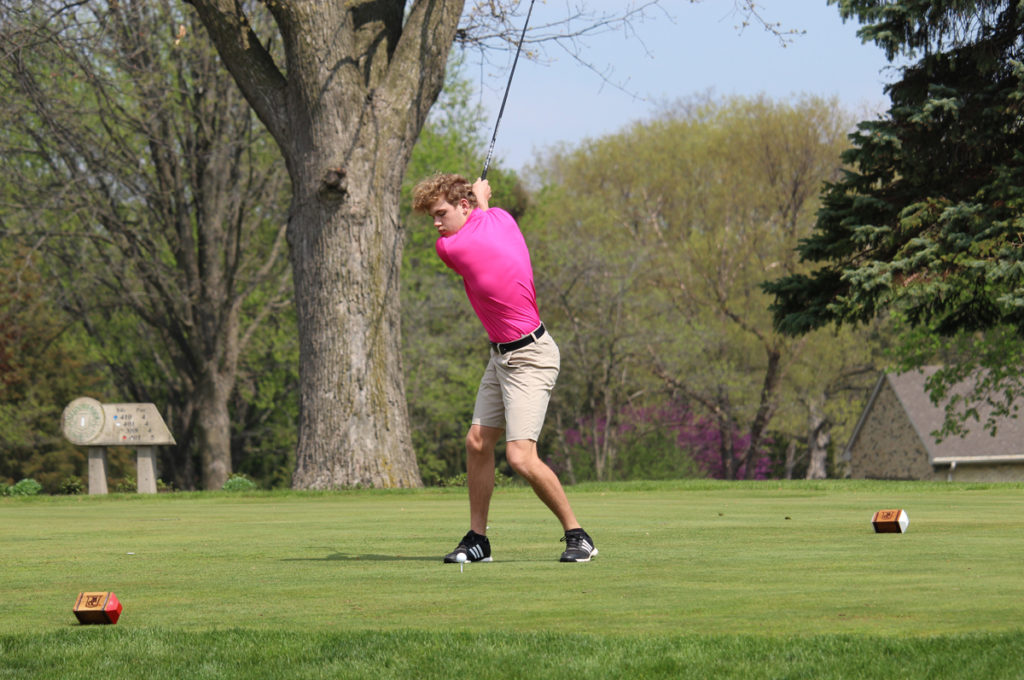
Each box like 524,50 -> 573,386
195,367 -> 234,489
289,163 -> 418,488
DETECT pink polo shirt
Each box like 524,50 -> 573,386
435,207 -> 541,343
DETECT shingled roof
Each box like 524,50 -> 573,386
846,367 -> 1024,466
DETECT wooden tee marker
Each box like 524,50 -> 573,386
872,509 -> 909,533
73,592 -> 122,624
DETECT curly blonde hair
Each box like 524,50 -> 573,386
412,173 -> 477,213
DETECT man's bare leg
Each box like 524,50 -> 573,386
505,438 -> 580,531
466,424 -> 501,535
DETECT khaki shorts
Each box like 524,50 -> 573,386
471,330 -> 560,441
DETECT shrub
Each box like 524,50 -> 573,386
59,476 -> 84,495
113,477 -> 136,493
10,478 -> 43,496
221,474 -> 258,492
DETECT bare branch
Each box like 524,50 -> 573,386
455,1 -> 802,101
457,0 -> 669,99
181,0 -> 288,145
727,1 -> 806,46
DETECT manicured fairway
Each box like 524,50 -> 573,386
2,481 -> 1023,678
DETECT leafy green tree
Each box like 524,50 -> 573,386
765,1 -> 1024,436
0,1 -> 292,489
779,337 -> 882,479
230,296 -> 299,489
0,248 -> 126,492
532,95 -> 877,480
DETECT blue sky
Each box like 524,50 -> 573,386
472,1 -> 901,172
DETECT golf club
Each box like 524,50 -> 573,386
480,0 -> 536,180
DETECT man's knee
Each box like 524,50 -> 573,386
466,426 -> 499,456
505,439 -> 537,476
465,431 -> 484,456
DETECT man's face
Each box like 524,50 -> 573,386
427,198 -> 471,238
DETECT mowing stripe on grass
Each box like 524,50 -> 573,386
1,629 -> 1023,679
2,481 -> 1023,642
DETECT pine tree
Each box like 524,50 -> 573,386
766,1 -> 1024,337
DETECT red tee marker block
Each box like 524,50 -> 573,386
872,509 -> 909,534
73,592 -> 122,624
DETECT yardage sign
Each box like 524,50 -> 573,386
62,398 -> 175,446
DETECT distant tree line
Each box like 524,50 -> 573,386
2,79 -> 886,492
0,10 -> 880,491
4,0 -> 1019,491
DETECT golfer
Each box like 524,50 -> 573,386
412,173 -> 598,563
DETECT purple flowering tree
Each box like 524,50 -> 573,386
554,401 -> 771,481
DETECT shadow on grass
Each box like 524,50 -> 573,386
283,552 -> 438,562
284,552 -> 556,564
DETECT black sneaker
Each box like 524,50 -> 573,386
443,530 -> 492,563
560,528 -> 598,562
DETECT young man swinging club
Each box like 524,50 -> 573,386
412,173 -> 598,563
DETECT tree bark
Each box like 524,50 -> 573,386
805,401 -> 830,480
783,440 -> 798,480
738,348 -> 781,479
288,179 -> 419,487
195,366 -> 235,489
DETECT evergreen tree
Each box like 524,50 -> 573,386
768,1 -> 1024,333
765,1 -> 1024,432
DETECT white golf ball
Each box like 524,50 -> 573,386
456,553 -> 468,563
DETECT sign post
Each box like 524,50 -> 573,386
87,448 -> 109,495
62,397 -> 176,494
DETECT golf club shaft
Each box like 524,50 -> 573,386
481,0 -> 536,180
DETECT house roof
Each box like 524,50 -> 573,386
848,367 -> 1024,465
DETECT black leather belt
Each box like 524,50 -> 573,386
491,324 -> 545,354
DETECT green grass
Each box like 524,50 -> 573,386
2,480 -> 1023,678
